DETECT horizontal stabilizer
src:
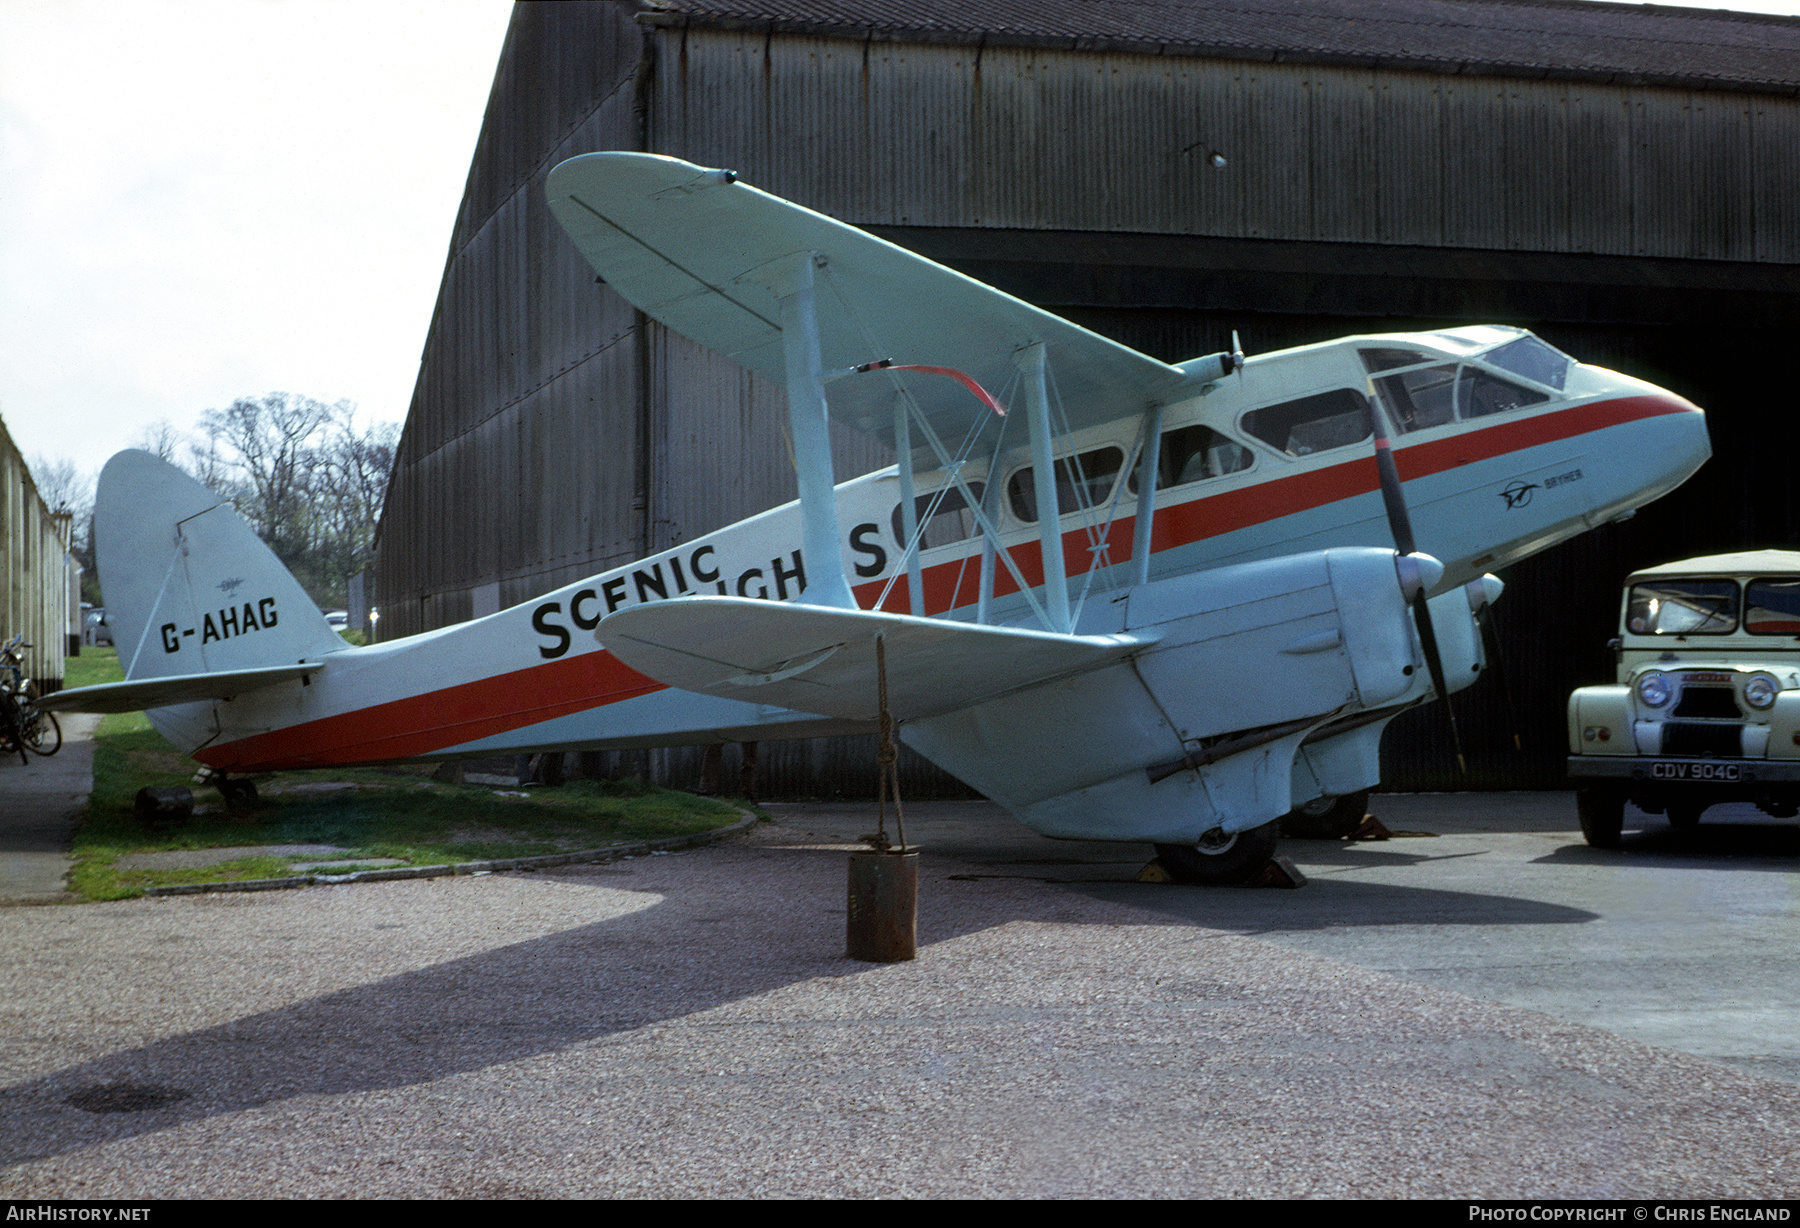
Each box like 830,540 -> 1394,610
598,598 -> 1145,722
38,663 -> 323,715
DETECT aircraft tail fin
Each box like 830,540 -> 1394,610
95,450 -> 348,682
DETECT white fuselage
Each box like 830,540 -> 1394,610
173,329 -> 1707,776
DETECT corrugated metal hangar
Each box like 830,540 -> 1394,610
373,0 -> 1800,793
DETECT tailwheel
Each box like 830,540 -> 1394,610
1155,820 -> 1281,885
219,777 -> 259,808
1281,790 -> 1370,840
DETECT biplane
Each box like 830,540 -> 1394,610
44,152 -> 1710,881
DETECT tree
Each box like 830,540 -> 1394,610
120,395 -> 399,609
29,455 -> 99,603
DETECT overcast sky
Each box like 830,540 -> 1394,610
0,0 -> 514,482
2,0 -> 1796,488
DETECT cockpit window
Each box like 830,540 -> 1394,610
1241,389 -> 1371,457
1481,335 -> 1571,391
1364,351 -> 1549,433
1361,348 -> 1433,374
1461,368 -> 1549,418
1627,579 -> 1739,636
1745,579 -> 1800,635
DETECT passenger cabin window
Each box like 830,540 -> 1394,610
1127,424 -> 1253,493
1626,580 -> 1738,636
1008,446 -> 1125,523
1362,348 -> 1549,432
1745,579 -> 1800,635
891,482 -> 985,551
1240,389 -> 1371,457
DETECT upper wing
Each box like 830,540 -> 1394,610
546,152 -> 1188,453
598,597 -> 1146,722
37,663 -> 322,714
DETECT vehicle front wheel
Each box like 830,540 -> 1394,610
1577,788 -> 1624,848
1281,790 -> 1370,840
1155,820 -> 1281,885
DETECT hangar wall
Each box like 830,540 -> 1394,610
373,0 -> 1800,794
653,27 -> 1798,264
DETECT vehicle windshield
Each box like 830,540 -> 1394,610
1627,579 -> 1739,635
1745,578 -> 1800,635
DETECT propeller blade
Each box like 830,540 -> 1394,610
1411,592 -> 1468,774
1363,386 -> 1466,774
1474,593 -> 1525,753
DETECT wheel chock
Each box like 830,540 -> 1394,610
1136,859 -> 1175,883
1241,855 -> 1307,888
1348,814 -> 1392,841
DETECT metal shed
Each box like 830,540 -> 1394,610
373,0 -> 1800,792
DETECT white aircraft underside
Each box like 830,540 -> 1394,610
50,152 -> 1710,865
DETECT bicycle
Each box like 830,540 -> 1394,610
0,635 -> 61,764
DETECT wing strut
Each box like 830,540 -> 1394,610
1130,403 -> 1166,588
892,393 -> 926,617
771,251 -> 858,610
1020,342 -> 1072,633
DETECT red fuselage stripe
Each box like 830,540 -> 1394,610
203,393 -> 1689,769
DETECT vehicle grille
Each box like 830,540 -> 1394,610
1672,686 -> 1741,719
1661,721 -> 1742,757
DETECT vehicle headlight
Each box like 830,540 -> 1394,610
1745,673 -> 1781,710
1636,671 -> 1672,707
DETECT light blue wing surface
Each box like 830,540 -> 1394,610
546,152 -> 1187,452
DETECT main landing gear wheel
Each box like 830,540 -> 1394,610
1155,820 -> 1281,885
1280,790 -> 1370,840
1576,787 -> 1624,849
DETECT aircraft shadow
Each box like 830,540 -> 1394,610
1067,870 -> 1598,937
0,838 -> 1162,1168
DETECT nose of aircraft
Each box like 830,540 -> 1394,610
1587,373 -> 1710,524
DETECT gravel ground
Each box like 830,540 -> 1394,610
3,823 -> 1797,1199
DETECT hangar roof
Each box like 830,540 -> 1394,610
637,0 -> 1800,94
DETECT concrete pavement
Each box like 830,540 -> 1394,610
0,711 -> 98,904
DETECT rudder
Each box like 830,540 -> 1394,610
96,450 -> 347,682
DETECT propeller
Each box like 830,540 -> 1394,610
1466,576 -> 1524,753
1364,390 -> 1468,775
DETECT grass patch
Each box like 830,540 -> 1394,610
65,649 -> 747,901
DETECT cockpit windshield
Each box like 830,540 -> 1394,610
1480,335 -> 1571,391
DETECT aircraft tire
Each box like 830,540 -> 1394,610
220,778 -> 258,808
1155,821 -> 1280,885
1576,787 -> 1624,848
1280,790 -> 1370,840
1667,802 -> 1704,831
